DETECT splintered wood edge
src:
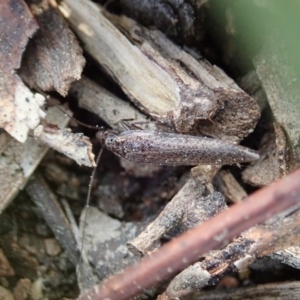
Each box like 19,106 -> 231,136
34,125 -> 96,168
58,0 -> 180,117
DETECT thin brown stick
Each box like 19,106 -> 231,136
77,167 -> 300,300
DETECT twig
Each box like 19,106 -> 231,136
77,167 -> 300,300
127,170 -> 226,257
26,176 -> 79,266
61,198 -> 80,248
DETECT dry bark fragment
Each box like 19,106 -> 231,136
242,123 -> 289,187
0,0 -> 46,143
165,264 -> 211,299
58,0 -> 260,141
163,201 -> 300,299
70,77 -> 155,131
105,11 -> 261,141
77,167 -> 300,300
59,0 -> 180,118
271,246 -> 300,269
118,0 -> 206,44
214,169 -> 247,203
26,176 -> 79,266
193,281 -> 300,300
0,104 -> 70,213
20,0 -> 85,96
77,208 -> 156,295
34,123 -> 96,167
127,169 -> 227,257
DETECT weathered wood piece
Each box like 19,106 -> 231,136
0,105 -> 70,214
71,77 -> 155,131
127,168 -> 227,257
163,202 -> 300,299
58,0 -> 260,142
106,13 -> 260,141
20,0 -> 85,96
242,123 -> 288,187
34,124 -> 96,167
193,281 -> 300,300
271,246 -> 300,269
26,176 -> 79,266
214,169 -> 247,203
77,167 -> 300,300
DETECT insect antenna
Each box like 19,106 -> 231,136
78,147 -> 104,267
55,105 -> 105,131
54,106 -> 107,267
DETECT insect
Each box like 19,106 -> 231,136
56,106 -> 259,166
96,130 -> 259,166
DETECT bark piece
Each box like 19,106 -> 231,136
0,0 -> 45,143
165,264 -> 210,299
105,11 -> 261,141
0,104 -> 70,213
59,0 -> 260,142
193,281 -> 300,300
214,169 -> 247,203
60,198 -> 98,294
59,0 -> 180,118
26,176 -> 79,266
242,123 -> 288,187
77,167 -> 300,300
127,171 -> 227,257
163,202 -> 300,299
271,246 -> 300,269
71,77 -> 155,131
34,124 -> 96,167
78,207 -> 150,294
20,0 -> 85,96
119,0 -> 206,44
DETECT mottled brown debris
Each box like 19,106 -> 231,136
214,169 -> 247,203
242,123 -> 289,187
0,0 -> 45,143
0,248 -> 14,277
77,167 -> 300,300
34,123 -> 96,167
127,173 -> 227,257
13,278 -> 32,300
193,281 -> 300,300
20,0 -> 85,96
162,198 -> 300,299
